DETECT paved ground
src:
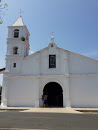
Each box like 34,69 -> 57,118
0,110 -> 98,129
0,107 -> 82,113
0,107 -> 98,129
20,107 -> 82,113
1,107 -> 98,113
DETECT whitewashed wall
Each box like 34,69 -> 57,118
8,26 -> 28,39
7,77 -> 39,107
69,76 -> 98,108
6,75 -> 71,107
69,52 -> 98,75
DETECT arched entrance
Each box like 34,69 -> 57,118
43,82 -> 63,107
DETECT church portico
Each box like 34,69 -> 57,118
39,77 -> 70,108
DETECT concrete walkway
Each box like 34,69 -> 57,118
21,108 -> 81,113
0,107 -> 98,113
0,107 -> 81,113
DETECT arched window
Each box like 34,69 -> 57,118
13,46 -> 18,54
14,29 -> 19,38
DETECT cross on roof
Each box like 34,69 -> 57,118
52,32 -> 54,36
19,9 -> 23,16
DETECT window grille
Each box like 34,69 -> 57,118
49,55 -> 56,68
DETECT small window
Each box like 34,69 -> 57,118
51,44 -> 53,47
13,63 -> 16,68
49,55 -> 56,68
13,46 -> 18,54
14,29 -> 19,38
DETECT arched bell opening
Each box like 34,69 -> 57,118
14,29 -> 19,38
13,46 -> 18,54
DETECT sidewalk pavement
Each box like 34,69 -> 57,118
0,107 -> 98,113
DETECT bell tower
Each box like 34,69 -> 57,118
6,16 -> 30,72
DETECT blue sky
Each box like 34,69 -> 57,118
0,0 -> 98,84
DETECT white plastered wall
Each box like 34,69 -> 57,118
7,77 -> 39,107
7,76 -> 71,107
70,76 -> 98,108
69,52 -> 98,75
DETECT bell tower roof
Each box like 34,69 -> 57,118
12,16 -> 24,26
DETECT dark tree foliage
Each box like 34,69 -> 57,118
0,0 -> 7,24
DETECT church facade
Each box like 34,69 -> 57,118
1,17 -> 98,108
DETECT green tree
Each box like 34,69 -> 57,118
0,0 -> 7,24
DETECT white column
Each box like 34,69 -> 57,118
34,79 -> 39,107
34,54 -> 40,107
1,75 -> 8,107
63,78 -> 71,108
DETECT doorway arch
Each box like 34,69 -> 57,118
43,82 -> 63,107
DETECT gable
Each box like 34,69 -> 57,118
69,52 -> 98,75
21,43 -> 98,76
21,44 -> 69,75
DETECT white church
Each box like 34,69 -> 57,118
1,16 -> 98,108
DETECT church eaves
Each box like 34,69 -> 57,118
12,16 -> 24,26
